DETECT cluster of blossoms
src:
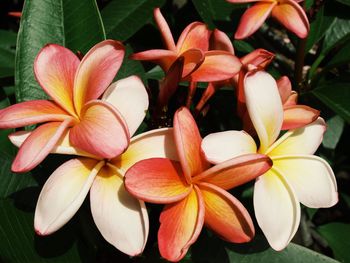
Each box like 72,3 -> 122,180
0,2 -> 338,262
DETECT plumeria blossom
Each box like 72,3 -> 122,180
227,0 -> 310,39
124,107 -> 272,262
0,40 -> 129,172
9,76 -> 180,256
201,71 -> 338,250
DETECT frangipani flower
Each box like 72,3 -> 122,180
124,107 -> 272,262
201,71 -> 338,250
227,0 -> 310,39
0,40 -> 128,172
9,77 -> 178,256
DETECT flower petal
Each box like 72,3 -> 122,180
0,100 -> 69,129
273,155 -> 338,208
12,119 -> 74,173
227,0 -> 268,3
90,165 -> 149,256
234,2 -> 276,39
244,71 -> 283,152
73,40 -> 125,114
267,117 -> 326,156
199,182 -> 254,242
130,49 -> 177,72
254,168 -> 300,251
187,51 -> 242,82
282,105 -> 320,130
177,22 -> 211,54
210,29 -> 235,54
111,128 -> 178,173
158,186 -> 204,262
124,158 -> 191,204
174,107 -> 209,183
154,8 -> 176,51
201,130 -> 257,164
276,76 -> 292,104
180,48 -> 205,78
271,0 -> 309,38
102,76 -> 149,137
34,44 -> 79,116
35,158 -> 103,235
193,154 -> 272,190
240,48 -> 274,68
70,100 -> 129,159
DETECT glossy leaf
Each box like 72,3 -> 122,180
0,30 -> 16,78
322,18 -> 350,55
0,98 -> 16,155
322,115 -> 345,150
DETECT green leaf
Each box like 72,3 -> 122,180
312,82 -> 350,122
233,40 -> 254,53
0,200 -> 81,262
0,30 -> 17,78
322,115 -> 345,149
101,0 -> 166,41
325,39 -> 350,68
116,45 -> 146,82
0,29 -> 17,48
322,18 -> 350,55
15,0 -> 105,102
0,98 -> 16,156
335,0 -> 350,6
318,223 -> 350,263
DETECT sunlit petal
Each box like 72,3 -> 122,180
102,76 -> 149,137
124,158 -> 191,204
177,22 -> 210,54
210,29 -> 234,54
273,155 -> 338,208
154,8 -> 176,51
201,130 -> 257,164
158,186 -> 204,262
199,182 -> 254,242
180,48 -> 205,78
74,40 -> 125,114
254,168 -> 300,251
240,48 -> 274,68
70,100 -> 129,159
244,71 -> 283,152
35,159 -> 103,235
130,49 -> 177,72
282,105 -> 320,130
276,76 -> 292,104
91,165 -> 149,256
34,44 -> 79,116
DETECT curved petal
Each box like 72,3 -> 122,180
193,154 -> 272,190
276,76 -> 292,104
90,165 -> 149,256
267,117 -> 326,156
102,76 -> 149,137
210,29 -> 234,53
111,128 -> 178,173
34,44 -> 79,116
254,168 -> 300,251
240,48 -> 274,68
158,186 -> 204,262
180,48 -> 205,78
271,0 -> 309,38
35,159 -> 103,235
129,49 -> 177,72
273,155 -> 338,208
73,40 -> 125,114
70,100 -> 130,159
282,105 -> 320,130
244,71 -> 283,153
199,182 -> 254,242
227,0 -> 268,2
234,2 -> 276,39
177,22 -> 210,54
0,100 -> 70,129
124,158 -> 191,204
284,91 -> 298,106
174,107 -> 209,183
154,8 -> 176,51
187,51 -> 242,82
201,130 -> 257,164
12,119 -> 74,173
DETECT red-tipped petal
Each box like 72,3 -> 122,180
210,29 -> 234,54
130,49 -> 177,73
187,51 -> 242,82
154,8 -> 176,51
271,0 -> 309,39
0,100 -> 70,129
234,2 -> 276,39
174,107 -> 209,183
158,186 -> 204,262
199,182 -> 254,242
125,158 -> 191,204
276,76 -> 292,104
73,40 -> 125,114
227,0 -> 268,2
177,22 -> 211,54
34,44 -> 79,116
12,119 -> 74,173
240,48 -> 275,68
193,154 -> 272,190
69,100 -> 129,159
180,49 -> 205,78
282,105 -> 320,130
